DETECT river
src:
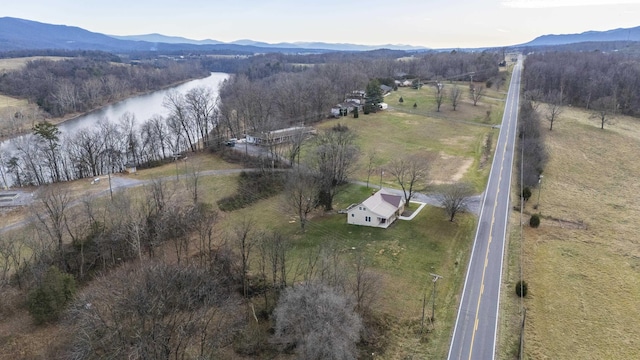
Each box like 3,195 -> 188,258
0,72 -> 229,187
57,72 -> 229,134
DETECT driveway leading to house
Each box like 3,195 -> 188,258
350,181 -> 482,216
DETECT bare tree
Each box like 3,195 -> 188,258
285,167 -> 320,231
272,282 -> 362,360
67,128 -> 104,178
256,230 -> 289,308
68,262 -> 243,360
470,85 -> 485,106
185,86 -> 217,148
184,160 -> 201,204
190,203 -> 219,268
118,112 -> 140,166
33,187 -> 72,267
544,91 -> 564,131
350,253 -> 380,313
388,154 -> 432,207
308,124 -> 359,211
11,135 -> 44,185
434,83 -> 445,112
365,149 -> 378,189
148,114 -> 170,159
285,127 -> 308,166
0,235 -> 16,288
440,182 -> 475,222
164,90 -> 198,152
231,217 -> 257,298
591,96 -> 616,129
450,84 -> 462,111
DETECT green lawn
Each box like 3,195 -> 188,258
216,182 -> 476,359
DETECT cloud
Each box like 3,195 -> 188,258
502,0 -> 640,8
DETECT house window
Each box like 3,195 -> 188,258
380,218 -> 386,224
365,216 -> 371,222
351,214 -> 354,217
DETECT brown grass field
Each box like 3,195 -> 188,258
0,57 -> 68,72
0,79 -> 508,359
499,106 -> 640,359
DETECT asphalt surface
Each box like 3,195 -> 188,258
448,57 -> 522,360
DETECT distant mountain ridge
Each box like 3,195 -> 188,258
0,17 -> 322,54
2,16 -> 640,54
519,26 -> 640,47
111,34 -> 429,51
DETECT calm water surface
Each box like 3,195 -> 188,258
59,72 -> 229,134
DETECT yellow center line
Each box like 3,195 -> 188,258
467,87 -> 516,359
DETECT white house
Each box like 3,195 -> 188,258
347,189 -> 405,228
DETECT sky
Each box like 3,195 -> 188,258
4,0 -> 640,48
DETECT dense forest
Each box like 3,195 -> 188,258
524,51 -> 640,116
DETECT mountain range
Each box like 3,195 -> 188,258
1,17 -> 640,54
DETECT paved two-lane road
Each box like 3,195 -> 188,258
448,57 -> 522,360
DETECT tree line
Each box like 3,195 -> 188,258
523,51 -> 640,117
0,86 -> 221,187
216,50 -> 503,139
0,55 -> 209,117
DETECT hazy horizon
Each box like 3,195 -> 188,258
5,0 -> 640,48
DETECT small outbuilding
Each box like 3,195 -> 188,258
246,126 -> 315,146
347,189 -> 405,228
125,161 -> 137,174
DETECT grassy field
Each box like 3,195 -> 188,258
224,182 -> 477,359
0,79 -> 508,359
0,57 -> 68,72
499,106 -> 640,359
321,83 -> 505,192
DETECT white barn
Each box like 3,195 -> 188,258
347,189 -> 405,228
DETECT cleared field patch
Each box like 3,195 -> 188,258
320,100 -> 499,192
500,106 -> 640,359
0,57 -> 68,72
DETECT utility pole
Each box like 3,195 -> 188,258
379,169 -> 384,189
536,174 -> 544,209
430,273 -> 443,322
421,272 -> 443,333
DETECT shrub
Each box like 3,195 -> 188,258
28,266 -> 76,324
522,187 -> 532,202
515,280 -> 528,297
399,96 -> 404,103
529,214 -> 540,228
273,283 -> 362,359
217,171 -> 285,211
